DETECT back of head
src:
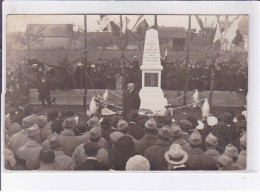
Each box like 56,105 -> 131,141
117,119 -> 129,134
144,118 -> 157,132
84,142 -> 101,157
51,119 -> 63,134
62,117 -> 76,130
189,129 -> 202,147
47,110 -> 59,122
116,135 -> 135,155
100,117 -> 111,129
158,125 -> 171,140
40,149 -> 55,164
125,155 -> 150,171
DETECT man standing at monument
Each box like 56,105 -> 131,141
123,83 -> 140,120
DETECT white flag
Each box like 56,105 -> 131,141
225,16 -> 240,43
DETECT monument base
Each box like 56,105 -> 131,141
139,87 -> 168,116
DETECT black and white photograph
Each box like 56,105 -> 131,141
3,13 -> 248,172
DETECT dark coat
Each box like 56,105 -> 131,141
144,139 -> 170,170
109,146 -> 135,170
186,148 -> 217,170
128,122 -> 145,140
38,79 -> 52,101
123,90 -> 140,118
135,133 -> 158,156
74,158 -> 109,170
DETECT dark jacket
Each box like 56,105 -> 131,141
186,148 -> 217,170
128,122 -> 145,140
38,79 -> 52,101
144,139 -> 170,170
123,90 -> 140,117
135,133 -> 158,156
74,158 -> 109,170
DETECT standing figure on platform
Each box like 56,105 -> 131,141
74,63 -> 86,89
38,73 -> 52,107
123,83 -> 140,120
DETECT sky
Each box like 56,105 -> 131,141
7,14 -> 240,33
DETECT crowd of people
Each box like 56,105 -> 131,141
5,100 -> 247,171
6,56 -> 248,98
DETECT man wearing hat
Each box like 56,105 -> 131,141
74,142 -> 109,170
49,136 -> 74,170
100,117 -> 114,147
39,149 -> 61,170
144,126 -> 171,170
164,144 -> 189,170
224,143 -> 244,170
89,125 -> 109,150
170,124 -> 191,153
135,118 -> 158,156
6,122 -> 22,137
177,120 -> 193,142
116,120 -> 136,141
217,154 -> 233,170
6,115 -> 37,156
86,116 -> 100,131
123,83 -> 140,120
125,155 -> 150,171
58,117 -> 81,157
186,129 -> 217,170
40,110 -> 59,142
127,109 -> 145,140
72,141 -> 109,167
109,135 -> 135,170
204,133 -> 221,163
16,124 -> 43,170
237,133 -> 246,169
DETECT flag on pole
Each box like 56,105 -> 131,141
225,16 -> 240,43
164,46 -> 168,61
195,15 -> 205,34
132,15 -> 144,31
213,21 -> 221,43
121,16 -> 131,34
132,17 -> 149,33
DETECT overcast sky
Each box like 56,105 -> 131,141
7,15 -> 240,33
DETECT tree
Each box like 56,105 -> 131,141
13,24 -> 47,59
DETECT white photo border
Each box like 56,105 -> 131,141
2,0 -> 260,191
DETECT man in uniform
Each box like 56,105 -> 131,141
38,73 -> 52,107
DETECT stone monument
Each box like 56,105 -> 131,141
139,28 -> 168,115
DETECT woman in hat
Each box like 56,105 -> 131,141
164,144 -> 189,170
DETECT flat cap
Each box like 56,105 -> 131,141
125,155 -> 150,171
27,124 -> 40,138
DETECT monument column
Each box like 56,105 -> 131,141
139,29 -> 168,115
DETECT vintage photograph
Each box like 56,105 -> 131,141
4,14 -> 248,171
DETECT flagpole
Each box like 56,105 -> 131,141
83,14 -> 88,111
154,15 -> 157,29
120,15 -> 126,119
183,15 -> 191,106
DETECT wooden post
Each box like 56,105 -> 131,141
183,15 -> 191,105
83,15 -> 88,111
154,15 -> 157,29
208,59 -> 216,109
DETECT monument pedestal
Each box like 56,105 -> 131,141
139,29 -> 168,116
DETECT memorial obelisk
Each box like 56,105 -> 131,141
139,28 -> 168,115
